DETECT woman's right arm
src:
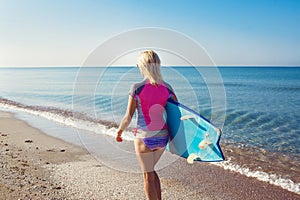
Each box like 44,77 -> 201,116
116,95 -> 136,142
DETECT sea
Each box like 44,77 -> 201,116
0,66 -> 299,194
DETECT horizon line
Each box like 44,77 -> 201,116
0,65 -> 299,68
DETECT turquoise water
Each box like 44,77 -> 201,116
1,67 -> 298,156
0,66 -> 299,192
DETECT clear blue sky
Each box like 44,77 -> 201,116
0,0 -> 299,66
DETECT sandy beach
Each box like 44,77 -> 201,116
0,111 -> 299,200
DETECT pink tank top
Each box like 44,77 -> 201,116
129,79 -> 175,131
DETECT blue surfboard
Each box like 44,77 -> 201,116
165,99 -> 225,163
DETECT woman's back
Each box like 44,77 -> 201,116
130,79 -> 174,131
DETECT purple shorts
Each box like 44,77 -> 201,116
134,129 -> 169,150
142,134 -> 169,150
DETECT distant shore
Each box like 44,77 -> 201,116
0,111 -> 299,199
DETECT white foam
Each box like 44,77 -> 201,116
211,159 -> 300,195
0,102 -> 135,141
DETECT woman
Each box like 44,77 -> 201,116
116,50 -> 177,200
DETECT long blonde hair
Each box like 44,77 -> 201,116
137,50 -> 163,85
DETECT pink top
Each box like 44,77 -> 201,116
129,79 -> 175,131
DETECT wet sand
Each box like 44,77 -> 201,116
0,111 -> 299,199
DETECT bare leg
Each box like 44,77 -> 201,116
142,170 -> 162,200
134,139 -> 165,200
143,171 -> 158,200
154,171 -> 161,200
153,148 -> 165,199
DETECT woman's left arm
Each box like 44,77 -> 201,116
116,95 -> 136,142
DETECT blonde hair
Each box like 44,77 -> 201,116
137,50 -> 163,85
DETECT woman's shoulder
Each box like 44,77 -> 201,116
130,79 -> 147,95
131,79 -> 147,89
162,81 -> 174,93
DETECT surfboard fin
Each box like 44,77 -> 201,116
198,140 -> 212,150
187,153 -> 200,164
198,133 -> 212,150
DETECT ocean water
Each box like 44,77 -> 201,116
0,66 -> 299,194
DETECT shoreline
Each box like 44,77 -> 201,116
1,96 -> 300,185
0,111 -> 299,199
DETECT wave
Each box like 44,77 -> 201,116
211,159 -> 300,195
0,97 -> 299,195
224,108 -> 300,157
0,97 -> 134,141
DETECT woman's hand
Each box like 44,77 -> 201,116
116,135 -> 123,142
116,130 -> 123,142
